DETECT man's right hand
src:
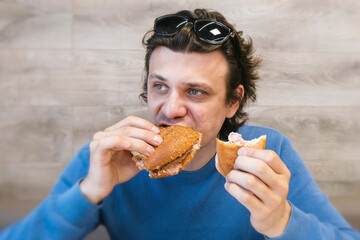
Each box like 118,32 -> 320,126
79,115 -> 163,204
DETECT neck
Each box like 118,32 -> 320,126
184,138 -> 216,171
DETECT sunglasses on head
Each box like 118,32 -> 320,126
154,14 -> 234,45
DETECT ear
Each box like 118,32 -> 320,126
226,85 -> 244,118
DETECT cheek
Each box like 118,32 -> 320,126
147,96 -> 161,122
192,102 -> 228,135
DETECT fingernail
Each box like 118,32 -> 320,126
152,126 -> 160,133
154,135 -> 163,145
238,147 -> 246,155
147,146 -> 155,156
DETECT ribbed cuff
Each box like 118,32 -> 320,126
265,202 -> 306,240
56,179 -> 102,227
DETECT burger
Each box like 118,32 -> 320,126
132,125 -> 202,178
216,132 -> 266,177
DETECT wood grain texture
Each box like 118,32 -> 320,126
0,106 -> 73,164
0,49 -> 144,106
72,0 -> 360,52
0,1 -> 72,49
0,162 -> 64,200
255,51 -> 360,106
0,0 -> 359,231
72,105 -> 147,153
247,106 -> 360,161
2,49 -> 358,107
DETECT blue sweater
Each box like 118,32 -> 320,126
1,125 -> 359,240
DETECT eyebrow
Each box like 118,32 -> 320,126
149,73 -> 167,81
148,73 -> 215,94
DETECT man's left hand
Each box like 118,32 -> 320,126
224,148 -> 291,238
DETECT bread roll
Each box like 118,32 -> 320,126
215,133 -> 266,177
132,125 -> 202,178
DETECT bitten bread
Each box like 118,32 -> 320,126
215,133 -> 266,177
132,125 -> 202,178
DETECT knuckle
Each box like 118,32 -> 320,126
286,169 -> 291,179
245,175 -> 257,188
241,191 -> 253,205
279,181 -> 289,197
255,163 -> 267,176
121,126 -> 131,135
89,141 -> 98,151
126,115 -> 136,122
272,194 -> 282,207
264,150 -> 277,162
93,131 -> 104,140
98,138 -> 108,149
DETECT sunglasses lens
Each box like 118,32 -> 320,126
194,20 -> 231,43
154,15 -> 188,35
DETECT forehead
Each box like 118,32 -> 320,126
148,46 -> 229,85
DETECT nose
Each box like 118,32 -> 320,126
162,91 -> 187,119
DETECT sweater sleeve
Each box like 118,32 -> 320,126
267,136 -> 360,240
0,144 -> 101,240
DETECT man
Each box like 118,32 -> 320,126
1,8 -> 359,240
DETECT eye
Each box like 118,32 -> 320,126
188,88 -> 204,96
153,83 -> 168,92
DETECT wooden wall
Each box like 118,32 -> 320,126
0,0 -> 359,232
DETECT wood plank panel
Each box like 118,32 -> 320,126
306,161 -> 360,182
0,0 -> 359,231
72,105 -> 147,153
255,51 -> 360,107
72,0 -> 360,52
0,106 -> 73,164
0,49 -> 144,106
0,162 -> 64,200
247,106 -> 360,162
318,181 -> 360,198
0,51 -> 17,105
2,49 -> 358,107
0,1 -> 72,49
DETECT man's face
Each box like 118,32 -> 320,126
147,46 -> 239,157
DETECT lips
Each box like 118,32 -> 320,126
158,123 -> 171,128
156,115 -> 189,128
157,121 -> 193,129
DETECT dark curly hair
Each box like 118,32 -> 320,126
140,9 -> 261,140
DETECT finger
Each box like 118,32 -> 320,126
94,126 -> 163,147
234,155 -> 276,188
105,115 -> 160,133
238,148 -> 288,175
226,170 -> 272,203
234,153 -> 290,197
92,136 -> 155,165
91,136 -> 131,167
225,181 -> 263,213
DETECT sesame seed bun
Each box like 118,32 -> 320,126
132,125 -> 202,178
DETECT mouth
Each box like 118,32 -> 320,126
158,121 -> 177,128
157,119 -> 193,129
158,123 -> 195,131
